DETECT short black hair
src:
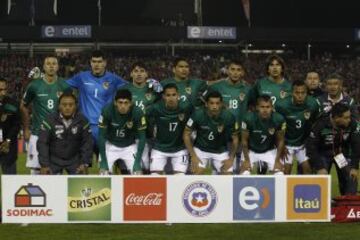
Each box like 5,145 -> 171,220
0,76 -> 7,83
206,90 -> 223,102
131,61 -> 147,71
292,80 -> 307,89
331,103 -> 350,118
326,73 -> 343,82
306,70 -> 319,75
173,57 -> 188,67
228,59 -> 244,68
115,89 -> 132,101
257,95 -> 272,105
91,50 -> 106,59
265,54 -> 285,75
163,83 -> 178,93
59,91 -> 77,103
43,55 -> 58,62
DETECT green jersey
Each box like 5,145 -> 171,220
242,111 -> 286,153
120,83 -> 158,112
161,78 -> 207,107
276,96 -> 320,146
22,78 -> 70,135
99,104 -> 146,147
186,107 -> 239,153
250,77 -> 292,107
208,79 -> 251,122
146,101 -> 192,152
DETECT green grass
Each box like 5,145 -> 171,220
0,154 -> 359,240
1,222 -> 360,240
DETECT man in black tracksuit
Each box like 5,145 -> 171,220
317,73 -> 359,119
0,78 -> 21,174
305,71 -> 324,98
306,103 -> 360,195
37,92 -> 93,174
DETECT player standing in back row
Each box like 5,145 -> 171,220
249,54 -> 292,108
21,55 -> 71,175
249,54 -> 291,174
161,57 -> 207,107
120,62 -> 161,172
206,59 -> 251,173
65,50 -> 128,151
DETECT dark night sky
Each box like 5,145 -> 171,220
0,0 -> 359,27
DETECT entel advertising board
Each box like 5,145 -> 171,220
1,175 -> 330,223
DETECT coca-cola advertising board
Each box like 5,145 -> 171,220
123,177 -> 167,221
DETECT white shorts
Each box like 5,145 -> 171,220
26,135 -> 40,169
104,142 -> 137,174
136,140 -> 150,170
194,147 -> 232,173
241,149 -> 277,171
285,145 -> 308,165
150,149 -> 189,173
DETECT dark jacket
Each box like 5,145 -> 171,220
0,96 -> 21,156
306,116 -> 360,170
37,111 -> 93,167
308,87 -> 324,98
317,93 -> 359,119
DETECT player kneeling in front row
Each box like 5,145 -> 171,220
183,91 -> 239,175
98,89 -> 146,174
240,95 -> 286,175
37,92 -> 93,174
147,83 -> 193,175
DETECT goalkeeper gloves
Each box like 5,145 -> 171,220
146,78 -> 163,93
28,67 -> 44,79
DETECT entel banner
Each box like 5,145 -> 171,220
41,25 -> 92,38
1,175 -> 331,223
187,26 -> 236,40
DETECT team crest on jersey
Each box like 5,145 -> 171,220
103,81 -> 110,90
304,111 -> 311,120
185,87 -> 192,95
145,93 -> 152,101
268,128 -> 275,135
280,90 -> 287,99
239,92 -> 246,101
56,91 -> 63,98
71,126 -> 78,134
55,126 -> 64,139
343,133 -> 350,140
217,124 -> 224,133
0,114 -> 7,122
126,121 -> 133,128
178,113 -> 185,121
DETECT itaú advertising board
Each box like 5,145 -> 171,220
1,175 -> 331,223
